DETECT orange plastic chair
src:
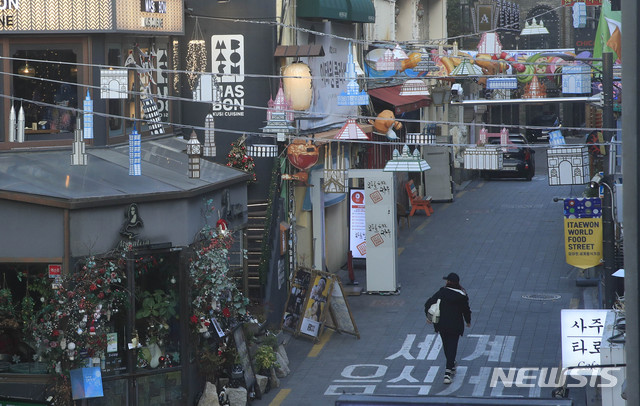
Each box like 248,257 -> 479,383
405,180 -> 434,217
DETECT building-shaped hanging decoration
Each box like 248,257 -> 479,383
464,145 -> 503,170
573,2 -> 587,28
477,32 -> 503,56
8,104 -> 16,142
71,128 -> 87,166
129,125 -> 141,176
500,127 -> 509,143
263,82 -> 296,142
100,69 -> 128,99
479,127 -> 488,145
193,74 -> 221,103
83,90 -> 93,140
187,131 -> 202,178
486,77 -> 518,90
203,113 -> 216,157
523,75 -> 546,99
375,44 -> 408,71
450,58 -> 483,77
141,98 -> 165,135
338,43 -> 369,106
383,145 -> 431,172
562,64 -> 591,94
323,143 -> 348,193
334,118 -> 370,140
247,144 -> 278,158
399,79 -> 430,96
407,124 -> 437,144
521,18 -> 550,36
16,105 -> 25,143
413,48 -> 437,73
547,146 -> 589,185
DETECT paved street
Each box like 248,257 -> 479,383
256,143 -> 595,406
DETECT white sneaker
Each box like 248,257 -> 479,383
444,372 -> 452,384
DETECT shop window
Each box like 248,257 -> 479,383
133,251 -> 180,371
0,264 -> 50,367
13,49 -> 78,140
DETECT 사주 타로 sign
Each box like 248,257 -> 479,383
564,198 -> 603,269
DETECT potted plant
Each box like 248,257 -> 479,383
254,344 -> 279,376
136,289 -> 177,368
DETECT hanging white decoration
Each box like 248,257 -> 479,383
263,82 -> 296,142
338,43 -> 369,106
83,90 -> 93,140
141,98 -> 164,135
9,104 -> 16,142
399,79 -> 430,96
203,113 -> 216,157
129,124 -> 141,176
71,128 -> 87,166
334,118 -> 370,140
100,69 -> 128,99
323,143 -> 348,193
187,131 -> 202,179
187,18 -> 207,92
193,73 -> 221,102
16,105 -> 25,143
547,147 -> 589,186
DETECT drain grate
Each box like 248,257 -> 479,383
522,293 -> 561,301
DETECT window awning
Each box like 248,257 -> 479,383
297,0 -> 350,21
368,85 -> 431,116
274,45 -> 325,58
296,0 -> 375,23
348,0 -> 375,23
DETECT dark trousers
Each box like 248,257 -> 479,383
439,330 -> 460,370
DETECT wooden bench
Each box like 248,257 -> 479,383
405,180 -> 433,217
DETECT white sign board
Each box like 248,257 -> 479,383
362,171 -> 397,292
349,189 -> 366,259
561,309 -> 608,371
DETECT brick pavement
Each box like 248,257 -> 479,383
255,148 -> 593,406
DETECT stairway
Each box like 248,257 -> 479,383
244,200 -> 269,302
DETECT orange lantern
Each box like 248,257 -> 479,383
283,62 -> 312,111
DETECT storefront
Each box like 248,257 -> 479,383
0,136 -> 250,404
0,0 -> 184,149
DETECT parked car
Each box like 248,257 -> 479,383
481,133 -> 536,181
526,113 -> 561,142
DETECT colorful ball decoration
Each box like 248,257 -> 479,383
283,62 -> 312,111
287,139 -> 319,170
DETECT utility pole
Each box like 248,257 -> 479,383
601,52 -> 616,310
620,1 -> 638,403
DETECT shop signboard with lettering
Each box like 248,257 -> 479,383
349,189 -> 366,259
561,309 -> 608,371
563,197 -> 602,269
362,170 -> 397,292
0,0 -> 183,34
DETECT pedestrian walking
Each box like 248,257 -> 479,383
424,272 -> 472,384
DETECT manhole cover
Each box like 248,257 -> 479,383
522,293 -> 561,301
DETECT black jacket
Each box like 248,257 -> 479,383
424,286 -> 472,336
